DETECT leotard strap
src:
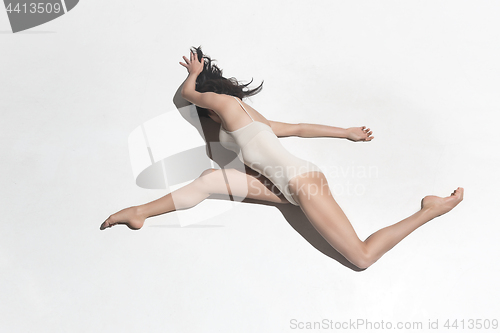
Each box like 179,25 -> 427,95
233,96 -> 254,121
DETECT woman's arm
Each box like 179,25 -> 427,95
269,121 -> 374,141
179,50 -> 227,111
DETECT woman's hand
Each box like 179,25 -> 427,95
346,126 -> 374,142
179,50 -> 204,76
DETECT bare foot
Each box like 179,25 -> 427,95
421,187 -> 464,218
100,206 -> 145,230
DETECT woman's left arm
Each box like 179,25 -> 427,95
270,121 -> 374,142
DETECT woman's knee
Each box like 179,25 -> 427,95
199,168 -> 218,178
197,168 -> 234,194
197,168 -> 221,188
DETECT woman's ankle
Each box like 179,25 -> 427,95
134,205 -> 149,220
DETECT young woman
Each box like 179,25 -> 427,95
100,47 -> 463,269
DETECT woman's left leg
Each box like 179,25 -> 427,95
288,171 -> 463,269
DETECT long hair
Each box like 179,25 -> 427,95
190,46 -> 264,118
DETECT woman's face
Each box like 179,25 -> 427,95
207,109 -> 221,123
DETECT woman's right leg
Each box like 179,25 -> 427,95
288,172 -> 464,269
100,168 -> 288,230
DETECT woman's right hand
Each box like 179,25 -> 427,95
179,50 -> 204,75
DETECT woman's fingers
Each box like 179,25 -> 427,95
192,51 -> 201,63
361,126 -> 373,138
183,51 -> 200,66
191,50 -> 199,62
180,50 -> 203,74
362,126 -> 374,141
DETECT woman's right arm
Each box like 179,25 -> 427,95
179,50 -> 229,112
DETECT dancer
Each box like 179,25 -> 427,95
100,46 -> 463,269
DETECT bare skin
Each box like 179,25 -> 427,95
100,168 -> 290,230
100,166 -> 463,269
288,172 -> 463,268
100,49 -> 464,269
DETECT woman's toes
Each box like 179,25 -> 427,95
100,207 -> 145,231
100,214 -> 118,230
100,218 -> 111,230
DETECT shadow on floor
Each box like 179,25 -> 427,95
209,194 -> 364,272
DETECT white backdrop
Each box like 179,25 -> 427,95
1,0 -> 499,332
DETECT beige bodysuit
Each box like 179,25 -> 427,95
218,96 -> 322,205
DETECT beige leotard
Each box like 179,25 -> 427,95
219,96 -> 322,205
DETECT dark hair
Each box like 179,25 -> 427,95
190,45 -> 264,118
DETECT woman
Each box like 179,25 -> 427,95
100,47 -> 464,269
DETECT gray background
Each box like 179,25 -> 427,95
1,0 -> 499,332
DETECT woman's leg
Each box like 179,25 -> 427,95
288,172 -> 464,269
100,168 -> 288,230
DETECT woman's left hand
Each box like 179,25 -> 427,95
346,126 -> 374,142
179,50 -> 204,75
